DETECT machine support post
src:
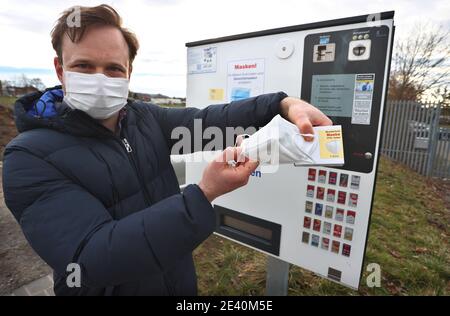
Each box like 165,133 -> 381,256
265,256 -> 290,296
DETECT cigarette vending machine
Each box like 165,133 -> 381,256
185,12 -> 395,289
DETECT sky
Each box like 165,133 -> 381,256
0,0 -> 449,97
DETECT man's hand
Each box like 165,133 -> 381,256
280,96 -> 333,141
198,147 -> 259,202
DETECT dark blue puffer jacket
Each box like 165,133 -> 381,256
2,86 -> 286,295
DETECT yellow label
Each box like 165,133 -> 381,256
209,88 -> 224,101
319,129 -> 344,159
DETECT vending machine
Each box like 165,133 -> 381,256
185,12 -> 395,289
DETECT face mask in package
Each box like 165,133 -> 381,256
238,115 -> 344,166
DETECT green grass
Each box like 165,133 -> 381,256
193,157 -> 449,295
0,96 -> 17,109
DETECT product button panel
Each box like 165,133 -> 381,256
301,168 -> 360,258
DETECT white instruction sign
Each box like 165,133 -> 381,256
351,73 -> 375,125
187,46 -> 217,74
227,58 -> 265,101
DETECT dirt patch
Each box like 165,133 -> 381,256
0,105 -> 18,160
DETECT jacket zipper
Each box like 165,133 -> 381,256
122,138 -> 133,153
119,137 -> 153,205
117,136 -> 175,296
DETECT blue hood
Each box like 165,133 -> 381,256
27,88 -> 64,118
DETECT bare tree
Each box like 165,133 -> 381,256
29,78 -> 46,91
17,74 -> 30,88
10,74 -> 46,91
389,23 -> 450,101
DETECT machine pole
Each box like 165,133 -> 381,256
265,256 -> 290,296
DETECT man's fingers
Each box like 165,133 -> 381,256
315,115 -> 333,126
245,160 -> 259,173
295,117 -> 315,142
235,159 -> 259,185
217,146 -> 240,163
235,134 -> 246,147
310,110 -> 333,126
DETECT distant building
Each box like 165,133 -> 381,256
1,85 -> 38,97
129,91 -> 185,106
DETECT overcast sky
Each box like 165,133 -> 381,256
0,0 -> 449,97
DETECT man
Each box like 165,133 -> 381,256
2,4 -> 331,295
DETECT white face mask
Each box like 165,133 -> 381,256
325,140 -> 341,154
63,71 -> 129,119
238,114 -> 318,165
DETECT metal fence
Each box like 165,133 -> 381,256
381,100 -> 450,179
